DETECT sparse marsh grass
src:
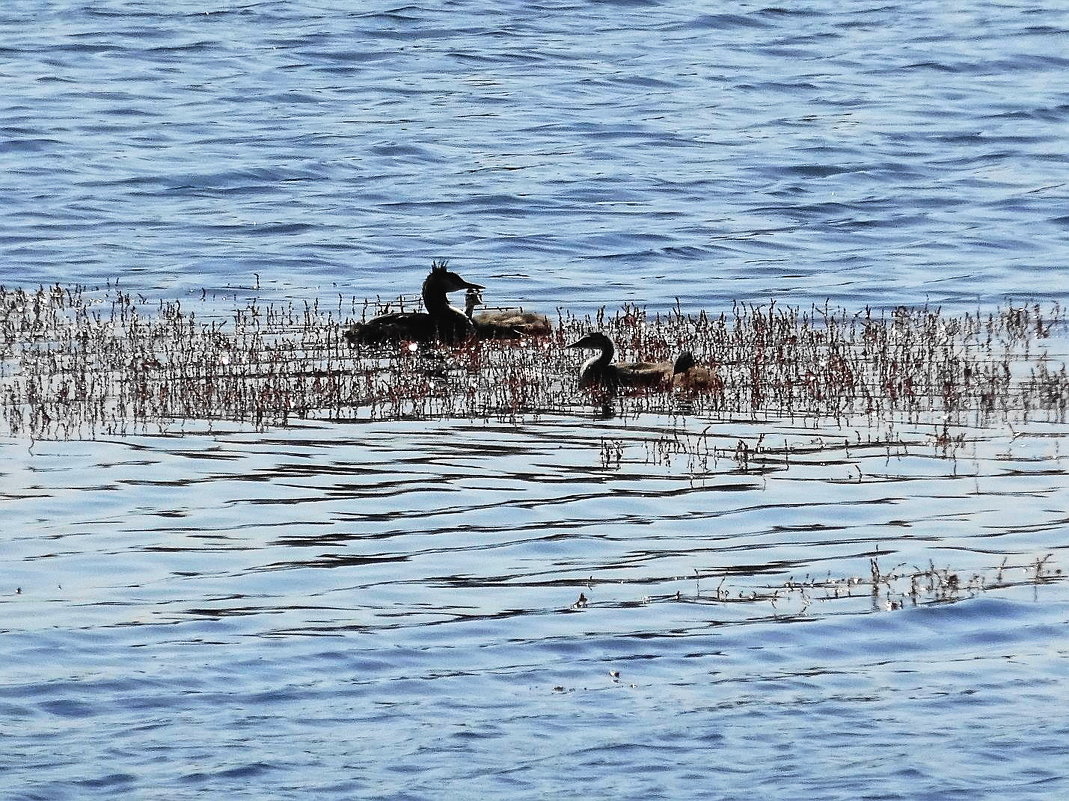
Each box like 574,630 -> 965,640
2,284 -> 1065,441
576,552 -> 1064,618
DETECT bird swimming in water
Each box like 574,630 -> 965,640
464,288 -> 521,339
344,260 -> 484,346
567,332 -> 679,391
465,287 -> 552,339
671,351 -> 724,394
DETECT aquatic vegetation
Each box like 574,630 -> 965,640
732,554 -> 1055,616
0,283 -> 1066,441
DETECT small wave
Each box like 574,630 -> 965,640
683,13 -> 774,31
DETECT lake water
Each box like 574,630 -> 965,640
2,2 -> 1068,799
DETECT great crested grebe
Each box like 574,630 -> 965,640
567,332 -> 679,390
464,288 -> 552,339
344,260 -> 484,346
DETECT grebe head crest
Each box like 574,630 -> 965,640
428,259 -> 483,294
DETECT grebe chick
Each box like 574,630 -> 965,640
464,288 -> 522,339
567,332 -> 677,391
672,352 -> 724,394
344,260 -> 483,346
465,287 -> 552,338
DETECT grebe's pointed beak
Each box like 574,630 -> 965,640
444,271 -> 483,292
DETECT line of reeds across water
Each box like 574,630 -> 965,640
1,284 -> 1066,441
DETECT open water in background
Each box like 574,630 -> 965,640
2,2 -> 1069,799
2,0 -> 1068,310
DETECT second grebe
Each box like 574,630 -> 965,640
567,332 -> 678,390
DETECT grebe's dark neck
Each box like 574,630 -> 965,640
591,335 -> 614,367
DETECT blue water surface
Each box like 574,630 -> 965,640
2,2 -> 1069,800
1,1 -> 1067,311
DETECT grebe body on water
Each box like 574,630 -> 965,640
344,261 -> 483,346
567,332 -> 678,390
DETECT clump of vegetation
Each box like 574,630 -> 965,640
1,284 -> 1066,440
570,554 -> 1063,617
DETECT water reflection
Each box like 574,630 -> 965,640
4,414 -> 1065,646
